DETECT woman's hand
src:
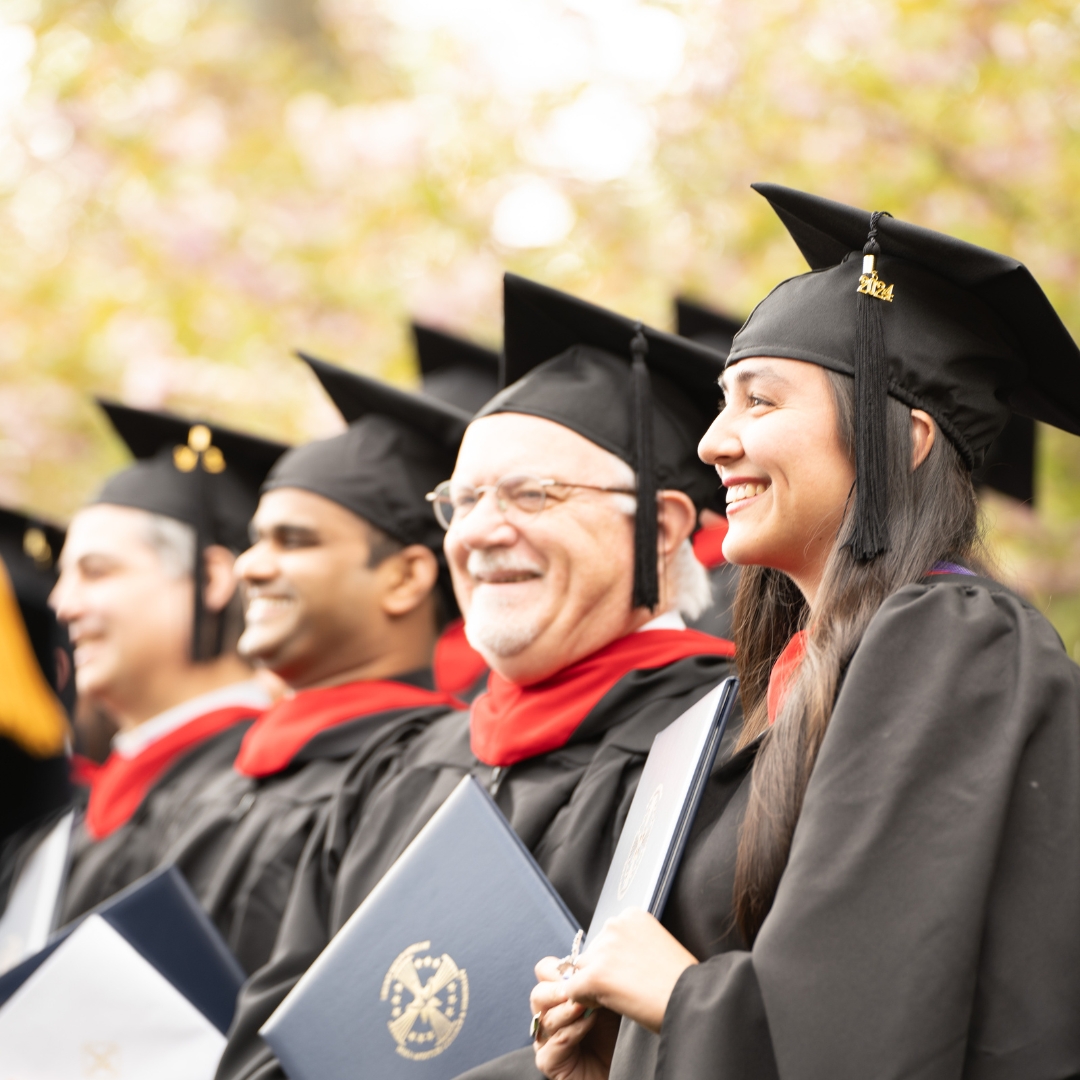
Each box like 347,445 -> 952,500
563,909 -> 698,1033
530,909 -> 699,1079
531,956 -> 618,1080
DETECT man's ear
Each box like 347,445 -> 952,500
377,545 -> 440,618
656,490 -> 697,563
203,545 -> 239,614
911,409 -> 936,470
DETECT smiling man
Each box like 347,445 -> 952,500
120,358 -> 469,974
216,275 -> 737,1080
50,404 -> 285,924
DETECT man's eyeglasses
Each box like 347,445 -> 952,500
426,474 -> 637,531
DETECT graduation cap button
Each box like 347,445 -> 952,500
22,526 -> 52,568
189,424 -> 212,452
173,425 -> 227,474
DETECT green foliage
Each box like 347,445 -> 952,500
2,0 -> 1079,633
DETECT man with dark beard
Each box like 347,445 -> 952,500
215,275 -> 736,1080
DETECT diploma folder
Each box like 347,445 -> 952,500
261,775 -> 581,1080
0,864 -> 245,1033
0,864 -> 245,1078
585,676 -> 738,944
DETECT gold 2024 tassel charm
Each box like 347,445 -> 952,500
858,253 -> 895,302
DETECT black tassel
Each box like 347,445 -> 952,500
190,450 -> 213,661
630,324 -> 659,610
850,211 -> 893,562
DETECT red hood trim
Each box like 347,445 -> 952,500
85,705 -> 257,840
433,619 -> 489,695
470,628 -> 736,768
234,680 -> 463,779
767,630 -> 808,725
692,519 -> 729,569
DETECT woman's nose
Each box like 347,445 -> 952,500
698,412 -> 741,466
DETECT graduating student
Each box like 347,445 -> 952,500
529,186 -> 1080,1080
411,321 -> 500,700
215,275 -> 737,1080
675,296 -> 744,642
0,509 -> 71,850
52,404 -> 285,922
139,359 -> 469,972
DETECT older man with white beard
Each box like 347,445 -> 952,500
215,276 -> 737,1080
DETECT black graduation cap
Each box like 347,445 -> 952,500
674,296 -> 745,357
729,183 -> 1080,558
479,273 -> 725,610
0,510 -> 72,836
0,507 -> 68,702
674,296 -> 748,516
972,414 -> 1036,505
95,401 -> 288,659
412,323 -> 500,415
273,352 -> 469,567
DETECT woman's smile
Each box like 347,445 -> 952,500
724,480 -> 770,512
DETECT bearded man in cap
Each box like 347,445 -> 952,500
215,275 -> 736,1080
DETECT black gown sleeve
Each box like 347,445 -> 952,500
644,581 -> 1080,1080
213,811 -> 333,1080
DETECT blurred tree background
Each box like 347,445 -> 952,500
3,0 -> 1080,649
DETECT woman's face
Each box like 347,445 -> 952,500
698,357 -> 855,601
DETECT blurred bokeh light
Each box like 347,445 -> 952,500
4,0 -> 1080,647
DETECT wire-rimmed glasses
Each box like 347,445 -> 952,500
426,474 -> 636,530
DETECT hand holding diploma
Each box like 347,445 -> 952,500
530,908 -> 698,1080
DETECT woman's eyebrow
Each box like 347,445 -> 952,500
719,363 -> 789,395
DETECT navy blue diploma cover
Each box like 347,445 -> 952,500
0,865 -> 245,1034
261,776 -> 581,1080
585,676 -> 738,944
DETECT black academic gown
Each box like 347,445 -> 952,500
610,575 -> 1080,1080
215,650 -> 738,1080
60,679 -> 450,975
57,717 -> 255,929
0,737 -> 71,849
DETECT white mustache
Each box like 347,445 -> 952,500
466,549 -> 544,579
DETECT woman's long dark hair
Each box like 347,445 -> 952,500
731,370 -> 990,942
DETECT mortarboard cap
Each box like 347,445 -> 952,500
478,274 -> 725,610
0,507 -> 69,706
674,296 -> 745,357
972,413 -> 1036,505
412,323 -> 500,415
95,402 -> 288,659
675,296 -> 747,516
729,183 -> 1080,557
0,508 -> 71,841
272,353 -> 469,564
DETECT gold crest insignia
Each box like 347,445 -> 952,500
380,941 -> 469,1061
81,1040 -> 121,1077
618,784 -> 663,900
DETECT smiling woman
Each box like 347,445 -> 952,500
709,358 -> 858,604
525,186 -> 1080,1080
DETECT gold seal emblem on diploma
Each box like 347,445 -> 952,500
618,784 -> 663,900
381,941 -> 469,1060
